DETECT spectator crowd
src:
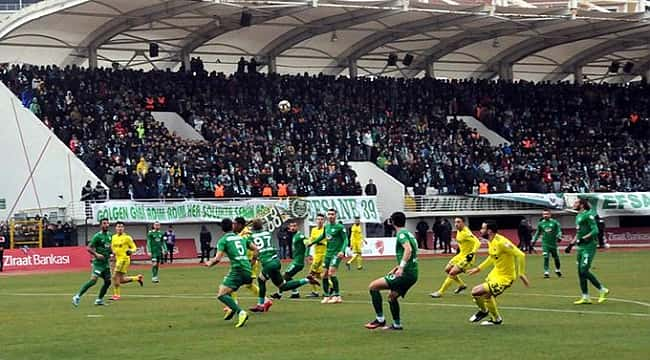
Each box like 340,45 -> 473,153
1,63 -> 649,200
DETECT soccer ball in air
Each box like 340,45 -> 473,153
278,100 -> 291,113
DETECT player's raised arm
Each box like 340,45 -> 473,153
468,255 -> 493,275
307,229 -> 326,247
205,251 -> 224,267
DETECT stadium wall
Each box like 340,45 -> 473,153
150,112 -> 205,141
348,161 -> 404,221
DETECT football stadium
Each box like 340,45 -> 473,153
0,1 -> 649,359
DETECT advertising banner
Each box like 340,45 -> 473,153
2,246 -> 90,272
361,237 -> 397,257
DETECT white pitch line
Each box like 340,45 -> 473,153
511,292 -> 650,308
87,315 -> 104,318
1,292 -> 648,318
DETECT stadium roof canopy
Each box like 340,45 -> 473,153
0,0 -> 649,82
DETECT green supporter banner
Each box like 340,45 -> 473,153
92,200 -> 271,224
479,193 -> 565,209
564,192 -> 650,217
91,196 -> 380,225
305,196 -> 380,225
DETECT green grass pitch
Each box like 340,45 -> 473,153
1,250 -> 649,360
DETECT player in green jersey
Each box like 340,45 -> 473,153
365,212 -> 418,330
72,218 -> 112,306
205,218 -> 258,328
271,221 -> 310,299
308,208 -> 348,304
532,210 -> 563,278
147,221 -> 167,283
570,199 -> 609,305
249,219 -> 319,312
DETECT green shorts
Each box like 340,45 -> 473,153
222,268 -> 253,291
151,252 -> 163,263
577,244 -> 597,274
284,262 -> 304,279
323,254 -> 341,269
261,259 -> 284,287
91,263 -> 111,279
542,246 -> 559,258
384,271 -> 418,298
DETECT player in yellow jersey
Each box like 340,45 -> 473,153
346,216 -> 367,270
431,217 -> 480,298
307,213 -> 327,297
467,220 -> 529,326
225,217 -> 259,308
110,222 -> 143,300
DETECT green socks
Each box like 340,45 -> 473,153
258,278 -> 266,299
331,276 -> 340,296
98,279 -> 111,300
370,289 -> 383,317
77,279 -> 97,297
218,294 -> 241,313
388,298 -> 400,325
279,279 -> 308,292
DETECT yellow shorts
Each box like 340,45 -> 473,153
350,241 -> 362,254
449,254 -> 474,271
114,257 -> 130,274
484,274 -> 513,297
310,253 -> 325,274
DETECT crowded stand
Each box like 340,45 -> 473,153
1,64 -> 648,199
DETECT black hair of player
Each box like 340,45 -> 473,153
115,221 -> 125,226
234,217 -> 247,225
390,212 -> 406,227
221,218 -> 233,232
485,220 -> 498,233
99,218 -> 109,223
